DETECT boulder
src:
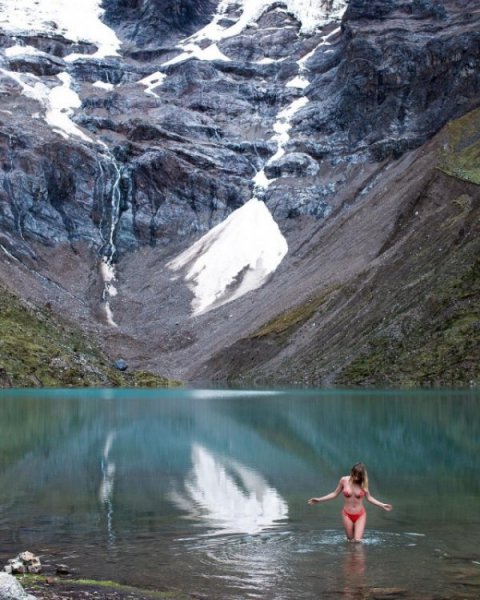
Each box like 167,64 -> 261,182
4,552 -> 42,576
114,359 -> 128,371
0,573 -> 36,600
55,564 -> 70,576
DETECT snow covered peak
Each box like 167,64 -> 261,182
189,0 -> 347,43
0,0 -> 121,58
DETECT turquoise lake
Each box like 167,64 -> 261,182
0,389 -> 479,599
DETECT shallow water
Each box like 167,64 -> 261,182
0,389 -> 479,599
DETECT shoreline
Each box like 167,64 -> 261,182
19,574 -> 194,600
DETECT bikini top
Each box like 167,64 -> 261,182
343,485 -> 366,499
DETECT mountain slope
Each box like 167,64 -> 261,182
199,114 -> 480,386
0,284 -> 176,387
0,0 -> 479,387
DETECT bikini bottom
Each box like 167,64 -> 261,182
342,508 -> 366,523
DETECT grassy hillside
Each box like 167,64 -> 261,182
336,243 -> 479,387
439,107 -> 480,185
0,285 -> 179,388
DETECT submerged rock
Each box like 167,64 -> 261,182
369,588 -> 407,599
55,564 -> 70,576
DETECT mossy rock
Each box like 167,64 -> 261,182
251,285 -> 341,340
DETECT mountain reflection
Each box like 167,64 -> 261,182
170,444 -> 288,535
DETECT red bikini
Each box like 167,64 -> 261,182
343,488 -> 366,499
342,507 -> 366,523
342,485 -> 366,523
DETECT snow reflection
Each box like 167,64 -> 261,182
170,444 -> 288,535
99,431 -> 116,544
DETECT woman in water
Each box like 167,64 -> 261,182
308,463 -> 392,542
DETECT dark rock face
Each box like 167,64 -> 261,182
344,0 -> 448,20
102,0 -> 218,50
299,1 -> 480,165
1,0 -> 479,264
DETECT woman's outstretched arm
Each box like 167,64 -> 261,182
308,477 -> 343,505
365,490 -> 392,511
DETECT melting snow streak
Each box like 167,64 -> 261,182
0,69 -> 92,142
168,199 -> 288,316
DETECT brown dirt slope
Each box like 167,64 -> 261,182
198,111 -> 480,388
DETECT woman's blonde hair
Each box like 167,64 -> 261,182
350,462 -> 369,491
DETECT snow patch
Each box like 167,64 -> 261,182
138,71 -> 167,97
0,0 -> 121,59
5,44 -> 46,58
46,72 -> 92,141
168,199 -> 288,315
253,169 -> 273,190
255,57 -> 284,65
92,80 -> 114,91
187,0 -> 347,43
269,97 -> 310,164
162,42 -> 231,68
254,96 -> 310,192
0,68 -> 92,142
286,75 -> 309,89
100,259 -> 118,326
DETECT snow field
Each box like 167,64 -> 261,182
168,199 -> 288,315
0,0 -> 120,58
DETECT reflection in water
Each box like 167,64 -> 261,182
99,431 -> 116,545
0,389 -> 478,599
170,444 -> 288,535
343,544 -> 366,599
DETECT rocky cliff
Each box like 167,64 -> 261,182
0,0 -> 478,387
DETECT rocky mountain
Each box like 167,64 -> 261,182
0,0 -> 478,387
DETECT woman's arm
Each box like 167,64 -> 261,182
365,490 -> 392,511
308,477 -> 344,505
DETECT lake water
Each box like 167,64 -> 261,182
0,389 -> 479,599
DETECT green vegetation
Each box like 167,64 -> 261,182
251,285 -> 340,340
338,256 -> 480,387
0,286 -> 180,388
438,107 -> 480,184
20,574 -> 191,599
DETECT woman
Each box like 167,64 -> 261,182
308,463 -> 392,542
